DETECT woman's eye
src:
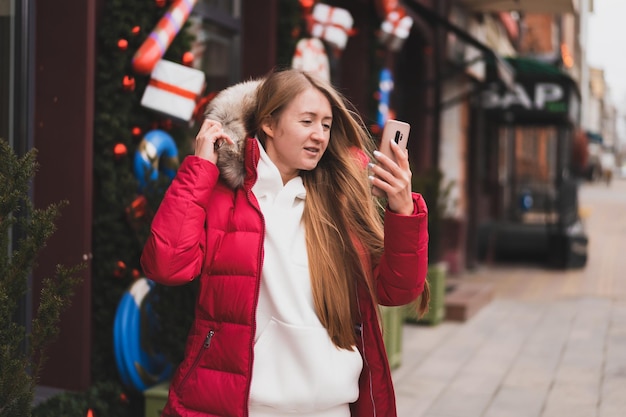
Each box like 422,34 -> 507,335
323,124 -> 331,130
301,120 -> 312,125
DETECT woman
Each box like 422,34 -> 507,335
141,68 -> 429,417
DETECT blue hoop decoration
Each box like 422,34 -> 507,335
376,68 -> 394,129
133,129 -> 180,190
113,278 -> 173,391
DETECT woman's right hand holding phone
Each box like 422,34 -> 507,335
369,141 -> 414,216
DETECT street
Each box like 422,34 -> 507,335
393,177 -> 626,417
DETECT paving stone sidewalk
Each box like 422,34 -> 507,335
393,179 -> 626,417
393,297 -> 626,417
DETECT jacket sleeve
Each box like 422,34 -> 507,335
375,192 -> 429,306
140,156 -> 219,285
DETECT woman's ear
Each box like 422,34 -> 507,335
261,117 -> 274,139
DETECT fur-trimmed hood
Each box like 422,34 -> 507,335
204,78 -> 262,189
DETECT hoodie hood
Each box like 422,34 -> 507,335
204,78 -> 262,189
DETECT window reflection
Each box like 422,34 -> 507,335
189,0 -> 241,93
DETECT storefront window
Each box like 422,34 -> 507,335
189,0 -> 241,93
0,0 -> 34,341
0,0 -> 32,155
1,0 -> 13,142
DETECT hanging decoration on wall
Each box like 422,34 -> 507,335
133,129 -> 180,190
375,68 -> 395,131
291,37 -> 330,81
182,51 -> 195,66
378,8 -> 413,51
309,3 -> 355,51
113,277 -> 173,391
113,260 -> 128,279
374,0 -> 400,18
132,0 -> 199,75
113,143 -> 128,159
117,39 -> 129,51
122,75 -> 136,91
140,59 -> 206,123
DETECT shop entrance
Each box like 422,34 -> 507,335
477,58 -> 587,268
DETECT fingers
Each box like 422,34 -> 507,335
195,119 -> 233,163
369,147 -> 414,215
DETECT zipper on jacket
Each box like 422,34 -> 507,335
179,330 -> 214,388
243,186 -> 265,417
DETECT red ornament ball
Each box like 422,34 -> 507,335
122,75 -> 135,91
131,26 -> 141,36
160,119 -> 173,130
182,51 -> 195,66
113,261 -> 127,278
131,126 -> 142,137
155,0 -> 166,7
113,143 -> 127,158
117,39 -> 128,51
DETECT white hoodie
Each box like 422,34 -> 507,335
248,140 -> 363,417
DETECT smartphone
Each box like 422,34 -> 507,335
378,119 -> 410,163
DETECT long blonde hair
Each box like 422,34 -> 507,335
253,69 -> 428,349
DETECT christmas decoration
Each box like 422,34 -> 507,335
122,75 -> 135,91
92,0 -> 193,392
117,39 -> 129,51
182,51 -> 194,66
132,0 -> 199,75
378,8 -> 413,51
114,143 -> 128,159
114,261 -> 127,278
113,278 -> 173,391
376,68 -> 394,129
291,37 -> 330,81
375,0 -> 399,18
125,195 -> 149,222
155,0 -> 167,7
133,129 -> 180,190
299,0 -> 315,11
140,59 -> 206,123
160,118 -> 173,130
310,3 -> 354,50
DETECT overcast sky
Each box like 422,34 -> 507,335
587,0 -> 626,110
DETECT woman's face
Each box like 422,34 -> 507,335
262,87 -> 332,184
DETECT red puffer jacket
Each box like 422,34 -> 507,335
141,139 -> 428,417
140,80 -> 428,417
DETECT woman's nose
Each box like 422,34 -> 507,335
311,123 -> 325,140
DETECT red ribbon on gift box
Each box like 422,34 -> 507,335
148,78 -> 198,100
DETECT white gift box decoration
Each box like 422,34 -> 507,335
379,10 -> 413,51
291,38 -> 330,81
311,3 -> 354,50
141,59 -> 206,122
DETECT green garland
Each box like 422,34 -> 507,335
91,0 -> 193,384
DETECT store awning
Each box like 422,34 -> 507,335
482,57 -> 580,125
404,1 -> 516,91
456,0 -> 577,14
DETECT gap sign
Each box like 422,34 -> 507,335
482,79 -> 577,124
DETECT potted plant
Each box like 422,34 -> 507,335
404,168 -> 454,325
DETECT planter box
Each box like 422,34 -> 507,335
405,262 -> 447,325
144,381 -> 169,417
380,305 -> 404,369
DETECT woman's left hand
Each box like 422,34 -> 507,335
369,141 -> 414,215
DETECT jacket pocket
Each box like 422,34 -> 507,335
177,329 -> 215,391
